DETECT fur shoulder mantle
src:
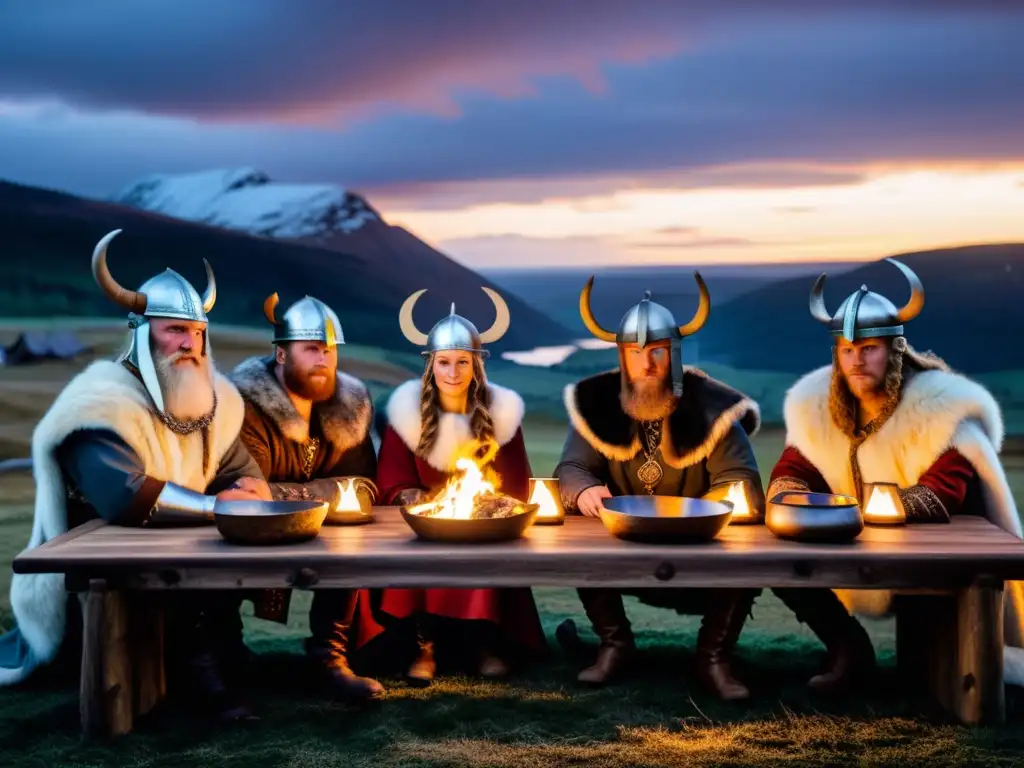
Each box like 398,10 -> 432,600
230,355 -> 372,452
385,378 -> 525,471
563,368 -> 760,469
783,364 -> 1004,457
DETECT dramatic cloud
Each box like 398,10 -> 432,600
0,2 -> 1022,204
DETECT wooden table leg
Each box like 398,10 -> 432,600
954,580 -> 1005,726
129,595 -> 166,720
79,579 -> 133,738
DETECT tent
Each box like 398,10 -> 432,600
2,330 -> 90,365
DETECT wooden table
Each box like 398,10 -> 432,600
14,509 -> 1024,736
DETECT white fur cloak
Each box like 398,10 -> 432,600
1,360 -> 244,686
782,364 -> 1024,685
385,379 -> 525,471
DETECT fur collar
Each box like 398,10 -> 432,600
563,368 -> 760,470
385,378 -> 525,471
784,364 -> 1004,458
231,355 -> 372,452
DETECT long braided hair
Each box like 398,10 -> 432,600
416,351 -> 495,459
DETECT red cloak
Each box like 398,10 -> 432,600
351,379 -> 546,654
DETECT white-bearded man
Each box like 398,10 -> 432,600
0,230 -> 276,723
767,258 -> 1024,692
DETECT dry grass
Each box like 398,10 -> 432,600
3,327 -> 1024,766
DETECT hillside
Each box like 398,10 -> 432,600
701,244 -> 1024,373
0,180 -> 575,353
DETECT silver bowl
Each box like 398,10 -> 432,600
599,495 -> 734,543
765,491 -> 863,543
214,499 -> 328,545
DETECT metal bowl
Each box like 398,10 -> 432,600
214,500 -> 328,545
400,503 -> 539,543
598,495 -> 734,543
765,491 -> 864,543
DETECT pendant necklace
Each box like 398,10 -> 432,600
636,421 -> 664,494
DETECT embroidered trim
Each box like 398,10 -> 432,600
898,484 -> 949,522
766,476 -> 811,500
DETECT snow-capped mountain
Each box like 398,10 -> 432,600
112,167 -> 380,239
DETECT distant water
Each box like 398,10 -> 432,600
501,338 -> 615,367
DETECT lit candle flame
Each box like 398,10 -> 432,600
865,485 -> 901,518
335,479 -> 363,512
529,480 -> 561,518
725,481 -> 750,518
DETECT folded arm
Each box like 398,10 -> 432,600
897,448 -> 977,523
767,446 -> 832,500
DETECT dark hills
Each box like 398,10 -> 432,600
0,180 -> 575,353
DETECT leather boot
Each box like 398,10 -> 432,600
575,589 -> 636,686
173,598 -> 256,723
773,588 -> 876,694
307,590 -> 385,702
694,590 -> 757,701
405,615 -> 436,687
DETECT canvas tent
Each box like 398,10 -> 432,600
2,331 -> 90,365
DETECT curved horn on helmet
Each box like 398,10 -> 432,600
263,292 -> 279,325
399,289 -> 430,346
200,258 -> 217,313
477,287 -> 511,344
886,258 -> 925,323
579,276 -> 617,343
677,271 -> 711,337
809,273 -> 832,325
91,229 -> 148,313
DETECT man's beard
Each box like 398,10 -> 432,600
155,350 -> 216,422
621,373 -> 678,422
284,363 -> 336,403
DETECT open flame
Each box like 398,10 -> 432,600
725,481 -> 751,518
408,438 -> 502,520
865,484 -> 903,520
335,478 -> 363,512
529,480 -> 561,519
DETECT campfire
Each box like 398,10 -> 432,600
405,438 -> 533,520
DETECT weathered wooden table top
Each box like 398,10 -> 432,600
14,508 -> 1024,589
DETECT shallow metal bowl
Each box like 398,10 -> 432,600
400,503 -> 539,543
214,500 -> 328,545
765,491 -> 864,543
598,496 -> 734,543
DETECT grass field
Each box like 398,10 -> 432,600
3,326 -> 1024,766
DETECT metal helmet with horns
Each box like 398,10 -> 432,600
579,272 -> 711,398
91,229 -> 217,415
809,257 -> 925,341
398,287 -> 510,358
263,293 -> 344,346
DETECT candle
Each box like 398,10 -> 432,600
528,478 -> 565,525
863,482 -> 907,526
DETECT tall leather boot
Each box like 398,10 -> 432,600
405,613 -> 437,687
171,596 -> 255,723
576,588 -> 636,685
773,588 -> 875,694
694,590 -> 757,701
307,590 -> 385,702
206,592 -> 251,687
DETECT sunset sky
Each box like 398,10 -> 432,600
2,1 -> 1023,268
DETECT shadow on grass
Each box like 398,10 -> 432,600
4,630 -> 1024,768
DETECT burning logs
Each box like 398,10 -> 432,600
415,491 -> 528,520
